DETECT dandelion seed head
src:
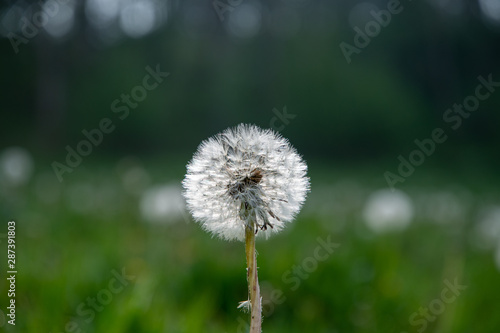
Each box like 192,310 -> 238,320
182,124 -> 310,241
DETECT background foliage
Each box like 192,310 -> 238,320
1,0 -> 500,332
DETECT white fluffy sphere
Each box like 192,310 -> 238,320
182,124 -> 310,241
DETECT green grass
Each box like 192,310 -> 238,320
1,160 -> 499,333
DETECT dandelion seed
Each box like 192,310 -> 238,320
237,300 -> 251,312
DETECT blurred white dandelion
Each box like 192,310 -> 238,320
0,146 -> 34,186
140,184 -> 186,224
475,206 -> 500,249
182,123 -> 310,241
363,189 -> 414,233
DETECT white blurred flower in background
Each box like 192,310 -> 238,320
363,189 -> 414,233
0,146 -> 34,187
475,206 -> 500,249
140,183 -> 186,224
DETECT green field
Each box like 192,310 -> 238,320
1,157 -> 499,333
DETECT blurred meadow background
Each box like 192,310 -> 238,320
1,0 -> 500,332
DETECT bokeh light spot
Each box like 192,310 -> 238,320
119,0 -> 156,38
43,0 -> 75,38
227,3 -> 261,39
0,147 -> 34,186
363,189 -> 414,233
479,0 -> 500,24
85,0 -> 121,28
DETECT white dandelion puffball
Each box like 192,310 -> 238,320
182,124 -> 310,241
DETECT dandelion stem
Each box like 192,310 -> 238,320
245,218 -> 262,333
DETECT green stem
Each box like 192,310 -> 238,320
245,221 -> 262,333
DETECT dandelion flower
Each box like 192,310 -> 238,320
182,123 -> 310,241
182,123 -> 310,333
